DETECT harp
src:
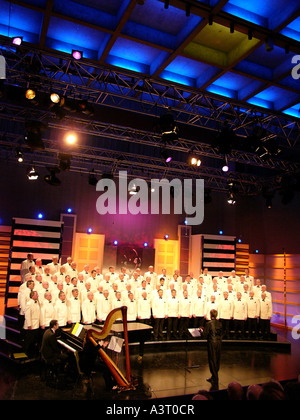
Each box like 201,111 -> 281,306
84,306 -> 135,390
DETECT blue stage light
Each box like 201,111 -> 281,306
219,230 -> 223,235
37,213 -> 44,219
143,242 -> 148,247
87,227 -> 93,234
113,240 -> 118,246
67,208 -> 72,213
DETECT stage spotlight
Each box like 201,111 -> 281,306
87,228 -> 93,234
255,249 -> 259,254
219,230 -> 223,235
143,242 -> 148,247
67,208 -> 72,213
222,163 -> 229,172
44,167 -> 61,186
113,240 -> 118,246
164,234 -> 169,241
227,192 -> 236,205
37,213 -> 44,219
16,149 -> 23,163
88,172 -> 98,186
50,91 -> 61,104
25,88 -> 36,100
161,148 -> 172,163
238,239 -> 242,243
24,120 -> 47,151
27,166 -> 39,180
58,154 -> 71,171
65,132 -> 77,145
12,36 -> 23,45
72,50 -> 83,60
190,156 -> 201,167
77,99 -> 95,116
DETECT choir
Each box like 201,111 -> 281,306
17,254 -> 273,356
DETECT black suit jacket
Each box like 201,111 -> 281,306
41,328 -> 61,363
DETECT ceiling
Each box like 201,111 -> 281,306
0,0 -> 299,201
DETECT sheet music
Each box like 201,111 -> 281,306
188,328 -> 202,338
107,336 -> 124,353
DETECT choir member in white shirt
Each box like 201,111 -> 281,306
94,266 -> 103,283
233,292 -> 247,339
82,292 -> 96,325
244,268 -> 254,289
87,270 -> 99,292
261,285 -> 272,302
214,271 -> 227,288
67,261 -> 78,278
173,270 -> 183,287
55,265 -> 66,284
18,280 -> 35,328
40,291 -> 56,330
247,291 -> 260,339
116,273 -> 127,292
23,290 -> 40,357
259,292 -> 273,340
137,291 -> 152,325
205,295 -> 219,321
152,289 -> 167,340
100,273 -> 112,291
200,268 -> 212,286
128,271 -> 142,291
42,266 -> 52,283
35,259 -> 44,275
228,270 -> 240,285
171,273 -> 182,291
178,289 -> 192,339
144,266 -> 157,288
34,273 -> 44,293
218,291 -> 233,339
54,291 -> 68,327
80,264 -> 90,281
106,266 -> 118,282
47,256 -> 60,276
51,282 -> 65,303
96,289 -> 111,324
111,291 -> 123,312
62,256 -> 72,271
166,289 -> 180,340
20,253 -> 35,283
124,292 -> 137,321
80,281 -> 92,305
38,281 -> 51,305
67,288 -> 81,325
76,273 -> 86,292
253,279 -> 262,299
191,289 -> 206,329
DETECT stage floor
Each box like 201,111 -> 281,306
0,327 -> 299,401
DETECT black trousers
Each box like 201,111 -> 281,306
167,317 -> 179,339
153,318 -> 165,340
233,320 -> 245,338
208,340 -> 222,387
248,318 -> 258,337
179,317 -> 190,338
220,319 -> 231,338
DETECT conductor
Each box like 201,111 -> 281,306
200,309 -> 223,390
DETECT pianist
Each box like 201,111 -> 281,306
40,319 -> 68,369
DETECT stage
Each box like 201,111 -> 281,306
0,327 -> 299,401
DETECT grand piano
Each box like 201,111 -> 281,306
58,320 -> 153,358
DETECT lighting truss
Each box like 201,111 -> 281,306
0,37 -> 299,150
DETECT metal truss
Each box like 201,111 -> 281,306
0,37 -> 299,150
0,102 -> 288,196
